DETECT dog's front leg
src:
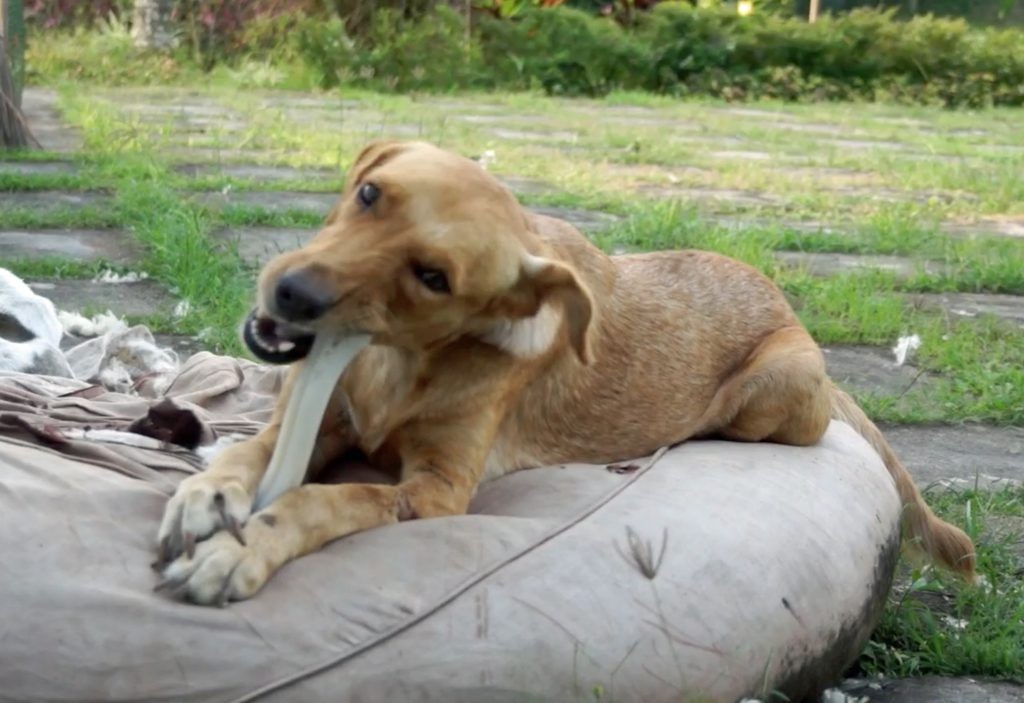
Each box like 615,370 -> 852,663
155,370 -> 357,566
157,419 -> 488,606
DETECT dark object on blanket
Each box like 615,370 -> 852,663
127,398 -> 205,450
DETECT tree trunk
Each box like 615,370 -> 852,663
131,0 -> 176,50
1,0 -> 36,149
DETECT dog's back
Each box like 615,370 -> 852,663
499,213 -> 803,466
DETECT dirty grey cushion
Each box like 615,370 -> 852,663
0,353 -> 902,703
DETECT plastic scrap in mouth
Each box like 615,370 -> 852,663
242,308 -> 315,364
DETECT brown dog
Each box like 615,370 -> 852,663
154,140 -> 976,605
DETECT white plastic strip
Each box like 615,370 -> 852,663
253,333 -> 370,510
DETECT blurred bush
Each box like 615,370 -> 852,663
23,1 -> 1024,107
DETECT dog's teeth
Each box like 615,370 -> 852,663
278,341 -> 295,352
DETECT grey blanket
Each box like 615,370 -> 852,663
0,346 -> 901,702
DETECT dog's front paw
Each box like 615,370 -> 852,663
156,473 -> 251,566
155,529 -> 271,606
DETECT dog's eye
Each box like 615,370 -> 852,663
413,265 -> 450,294
357,183 -> 380,209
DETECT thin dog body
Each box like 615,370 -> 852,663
154,140 -> 976,605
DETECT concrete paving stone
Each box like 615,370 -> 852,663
830,187 -> 977,205
349,123 -> 426,137
714,107 -> 787,119
0,190 -> 110,212
822,138 -> 911,151
712,216 -> 844,234
942,217 -> 1024,239
874,117 -> 931,129
896,151 -> 973,164
27,279 -> 170,318
671,134 -> 746,147
976,143 -> 1024,155
764,121 -> 848,136
189,190 -> 338,215
496,175 -> 561,197
602,163 -> 712,183
878,424 -> 1024,488
19,88 -> 82,153
0,160 -> 78,176
458,114 -> 534,124
771,165 -> 876,181
162,146 -> 280,163
112,101 -> 236,118
823,345 -> 935,399
711,149 -> 773,161
529,205 -> 621,233
775,251 -> 946,279
602,115 -> 702,129
713,214 -> 1023,241
0,229 -> 141,264
255,96 -> 363,110
490,127 -> 579,143
270,109 -> 403,130
215,227 -> 312,268
415,100 -> 506,113
176,163 -> 340,184
156,119 -> 249,135
908,292 -> 1024,327
639,185 -> 782,207
947,128 -> 991,137
577,104 -> 656,117
841,676 -> 1024,702
270,105 -> 375,118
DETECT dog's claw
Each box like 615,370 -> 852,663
215,568 -> 237,608
184,532 -> 196,559
156,535 -> 173,566
226,516 -> 246,546
216,497 -> 247,546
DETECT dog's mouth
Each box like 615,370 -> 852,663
242,308 -> 316,364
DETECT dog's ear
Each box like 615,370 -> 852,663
494,255 -> 595,364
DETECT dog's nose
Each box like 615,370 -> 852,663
274,271 -> 334,322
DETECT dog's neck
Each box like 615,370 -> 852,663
478,303 -> 563,359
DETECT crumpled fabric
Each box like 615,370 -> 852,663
0,350 -> 285,470
0,267 -> 179,396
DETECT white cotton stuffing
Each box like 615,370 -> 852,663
92,270 -> 149,284
58,310 -> 128,338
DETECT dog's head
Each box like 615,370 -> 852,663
243,140 -> 593,365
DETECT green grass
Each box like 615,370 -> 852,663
0,171 -> 100,192
0,256 -> 122,280
859,486 -> 1024,680
0,205 -> 122,229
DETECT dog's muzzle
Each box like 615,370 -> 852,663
242,308 -> 316,364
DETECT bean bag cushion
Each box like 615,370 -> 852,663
0,353 -> 902,703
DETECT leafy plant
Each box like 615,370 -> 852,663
473,0 -> 566,20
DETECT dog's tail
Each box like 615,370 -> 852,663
830,384 -> 976,582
